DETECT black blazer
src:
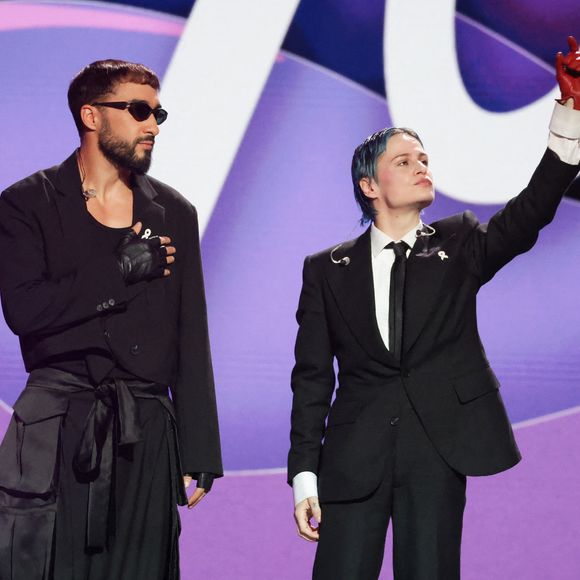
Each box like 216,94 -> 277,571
0,152 -> 222,476
288,149 -> 579,503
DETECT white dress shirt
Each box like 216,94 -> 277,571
292,101 -> 580,506
369,223 -> 421,349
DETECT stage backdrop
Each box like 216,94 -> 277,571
1,1 -> 579,578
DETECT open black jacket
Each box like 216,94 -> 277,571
288,149 -> 579,502
0,152 -> 222,477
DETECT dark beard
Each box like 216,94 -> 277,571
98,119 -> 153,175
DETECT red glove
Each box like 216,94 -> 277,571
556,35 -> 580,110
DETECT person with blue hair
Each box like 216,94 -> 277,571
288,36 -> 580,579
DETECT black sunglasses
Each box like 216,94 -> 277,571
91,101 -> 168,125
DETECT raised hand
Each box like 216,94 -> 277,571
556,35 -> 580,109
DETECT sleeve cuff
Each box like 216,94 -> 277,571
549,101 -> 580,139
548,102 -> 580,165
292,471 -> 318,506
86,254 -> 129,314
195,473 -> 215,491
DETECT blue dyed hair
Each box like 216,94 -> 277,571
351,127 -> 423,225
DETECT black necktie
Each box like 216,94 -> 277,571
387,241 -> 409,360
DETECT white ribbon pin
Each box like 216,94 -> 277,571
438,251 -> 449,261
141,228 -> 152,240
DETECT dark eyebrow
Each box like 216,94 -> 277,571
392,152 -> 428,161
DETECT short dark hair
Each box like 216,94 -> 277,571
68,59 -> 160,134
351,127 -> 423,225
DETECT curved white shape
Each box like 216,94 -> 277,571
151,0 -> 300,236
384,0 -> 559,204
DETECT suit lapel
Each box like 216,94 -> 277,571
132,175 -> 167,304
325,223 -> 459,367
403,228 -> 456,355
133,174 -> 166,239
325,229 -> 399,367
53,152 -> 95,272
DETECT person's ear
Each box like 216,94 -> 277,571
79,104 -> 98,132
359,177 -> 377,200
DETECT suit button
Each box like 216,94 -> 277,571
130,344 -> 140,355
108,298 -> 116,307
390,417 -> 400,426
104,331 -> 110,339
102,301 -> 110,310
97,304 -> 103,312
402,370 -> 411,378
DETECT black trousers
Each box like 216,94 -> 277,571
0,369 -> 184,580
52,390 -> 176,580
313,391 -> 466,580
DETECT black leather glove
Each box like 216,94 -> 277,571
195,473 -> 214,492
116,230 -> 167,284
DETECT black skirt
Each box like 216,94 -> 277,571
0,369 -> 187,580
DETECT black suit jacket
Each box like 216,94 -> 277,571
288,149 -> 579,503
0,152 -> 222,477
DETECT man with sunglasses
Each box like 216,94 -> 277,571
0,59 -> 222,579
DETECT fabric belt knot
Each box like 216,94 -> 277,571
73,378 -> 144,549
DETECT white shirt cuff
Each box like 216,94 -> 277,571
549,100 -> 580,139
548,101 -> 580,165
292,471 -> 318,506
